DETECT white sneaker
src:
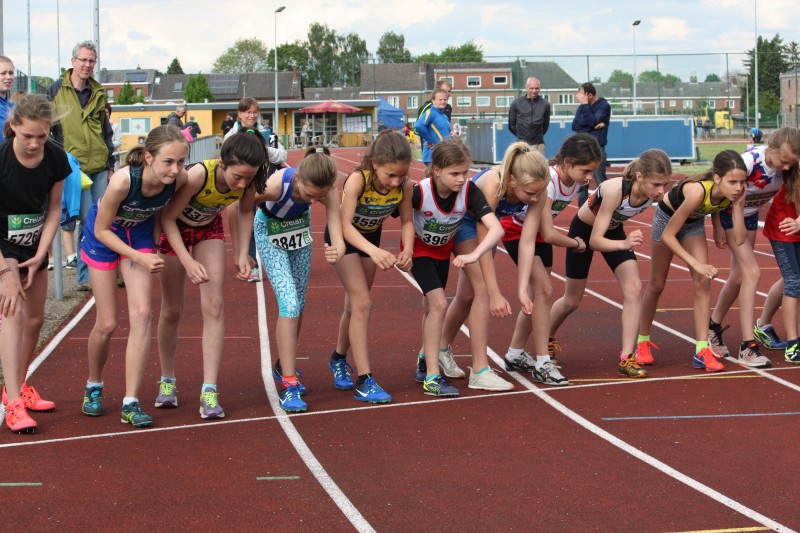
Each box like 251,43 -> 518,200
531,360 -> 569,386
468,366 -> 513,391
439,346 -> 465,379
504,350 -> 536,372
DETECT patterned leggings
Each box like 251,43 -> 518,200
254,216 -> 312,318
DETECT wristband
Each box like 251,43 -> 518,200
0,267 -> 10,278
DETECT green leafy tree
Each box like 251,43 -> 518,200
705,73 -> 721,82
415,52 -> 440,63
743,33 -> 788,119
439,41 -> 483,63
166,58 -> 184,75
637,70 -> 664,83
336,33 -> 369,87
116,79 -> 135,104
305,23 -> 338,87
213,38 -> 270,73
377,32 -> 412,63
607,69 -> 633,87
184,74 -> 214,103
272,41 -> 309,74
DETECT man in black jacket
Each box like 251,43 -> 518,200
508,76 -> 550,154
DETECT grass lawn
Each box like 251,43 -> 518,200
696,142 -> 748,162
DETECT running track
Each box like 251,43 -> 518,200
1,147 -> 798,532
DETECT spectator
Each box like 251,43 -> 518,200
749,127 -> 763,144
414,88 -> 451,166
416,80 -> 452,151
184,115 -> 201,139
572,82 -> 612,206
47,40 -> 115,291
0,55 -> 15,138
301,119 -> 310,147
508,76 -> 551,155
167,104 -> 187,129
452,121 -> 462,139
703,117 -> 712,140
221,112 -> 235,136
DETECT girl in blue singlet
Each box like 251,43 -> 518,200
327,131 -> 414,404
250,152 -> 345,413
80,125 -> 188,428
436,141 -> 551,393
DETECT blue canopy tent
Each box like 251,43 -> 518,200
376,96 -> 405,131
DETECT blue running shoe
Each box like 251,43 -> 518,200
753,320 -> 788,350
329,358 -> 354,390
354,377 -> 392,403
82,385 -> 103,417
120,401 -> 154,427
272,361 -> 306,395
415,354 -> 426,383
279,384 -> 307,412
422,375 -> 459,397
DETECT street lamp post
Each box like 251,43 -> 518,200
632,20 -> 641,116
274,6 -> 285,140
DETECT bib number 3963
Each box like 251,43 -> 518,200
267,212 -> 313,251
6,213 -> 45,246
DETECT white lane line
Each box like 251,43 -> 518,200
254,267 -> 376,533
394,267 -> 796,533
28,296 -> 96,378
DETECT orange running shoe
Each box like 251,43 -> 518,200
20,382 -> 55,412
693,347 -> 725,372
4,398 -> 37,434
635,340 -> 659,365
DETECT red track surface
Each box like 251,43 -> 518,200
2,147 -> 798,532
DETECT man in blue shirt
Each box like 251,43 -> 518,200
749,127 -> 763,143
572,82 -> 611,206
0,56 -> 15,138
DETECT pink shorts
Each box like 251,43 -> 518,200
80,247 -> 154,271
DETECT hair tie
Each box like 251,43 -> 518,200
316,147 -> 324,153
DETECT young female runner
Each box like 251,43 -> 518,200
637,150 -> 747,371
0,94 -> 69,433
411,140 -> 505,397
549,149 -> 672,378
251,152 -> 345,412
327,131 -> 414,403
436,141 -> 551,391
155,131 -> 267,419
80,125 -> 188,427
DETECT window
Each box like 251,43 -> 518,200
708,100 -> 716,109
669,100 -> 676,107
173,82 -> 182,92
387,96 -> 400,108
496,96 -> 513,107
558,94 -> 574,104
106,89 -> 114,99
727,100 -> 735,108
135,88 -> 143,97
493,76 -> 508,85
438,76 -> 454,87
120,117 -> 151,135
476,96 -> 490,107
466,76 -> 481,88
542,94 -> 550,101
683,100 -> 693,109
456,96 -> 472,107
407,95 -> 418,109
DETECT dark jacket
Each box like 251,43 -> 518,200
572,97 -> 611,147
167,112 -> 185,130
508,95 -> 551,145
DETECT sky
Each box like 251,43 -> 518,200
2,0 -> 799,85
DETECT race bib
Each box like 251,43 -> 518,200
6,213 -> 45,247
266,212 -> 313,250
352,205 -> 393,232
420,219 -> 460,247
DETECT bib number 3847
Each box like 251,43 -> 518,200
267,212 -> 313,251
6,213 -> 44,246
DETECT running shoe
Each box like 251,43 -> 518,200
353,377 -> 392,403
82,385 -> 104,417
693,347 -> 725,372
635,340 -> 659,366
439,346 -> 465,379
422,375 -> 459,397
279,383 -> 307,412
785,342 -> 800,364
64,256 -> 77,269
247,267 -> 261,283
415,355 -> 426,383
154,379 -> 178,408
3,383 -> 56,412
619,356 -> 648,378
199,388 -> 226,419
504,350 -> 536,372
120,402 -> 154,427
753,321 -> 788,350
329,358 -> 354,390
548,339 -> 562,367
531,360 -> 569,386
272,361 -> 307,395
468,367 -> 514,391
708,324 -> 730,357
737,342 -> 772,368
4,398 -> 37,434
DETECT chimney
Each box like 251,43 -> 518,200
419,60 -> 426,75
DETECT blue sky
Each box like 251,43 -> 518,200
2,0 -> 797,84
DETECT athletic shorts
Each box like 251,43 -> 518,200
565,216 -> 635,280
504,239 -> 553,268
650,205 -> 707,242
325,225 -> 381,258
410,256 -> 450,294
0,241 -> 48,275
158,215 -> 225,256
80,220 -> 155,271
719,208 -> 759,231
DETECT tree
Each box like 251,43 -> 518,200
438,41 -> 484,63
638,70 -> 665,83
705,73 -> 721,82
607,69 -> 633,87
743,33 -> 789,120
377,32 -> 412,63
336,32 -> 369,87
166,58 -> 184,75
272,41 -> 309,74
184,74 -> 214,103
213,38 -> 270,73
116,79 -> 135,104
305,23 -> 338,87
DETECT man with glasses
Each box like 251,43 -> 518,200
508,76 -> 550,155
47,40 -> 115,291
